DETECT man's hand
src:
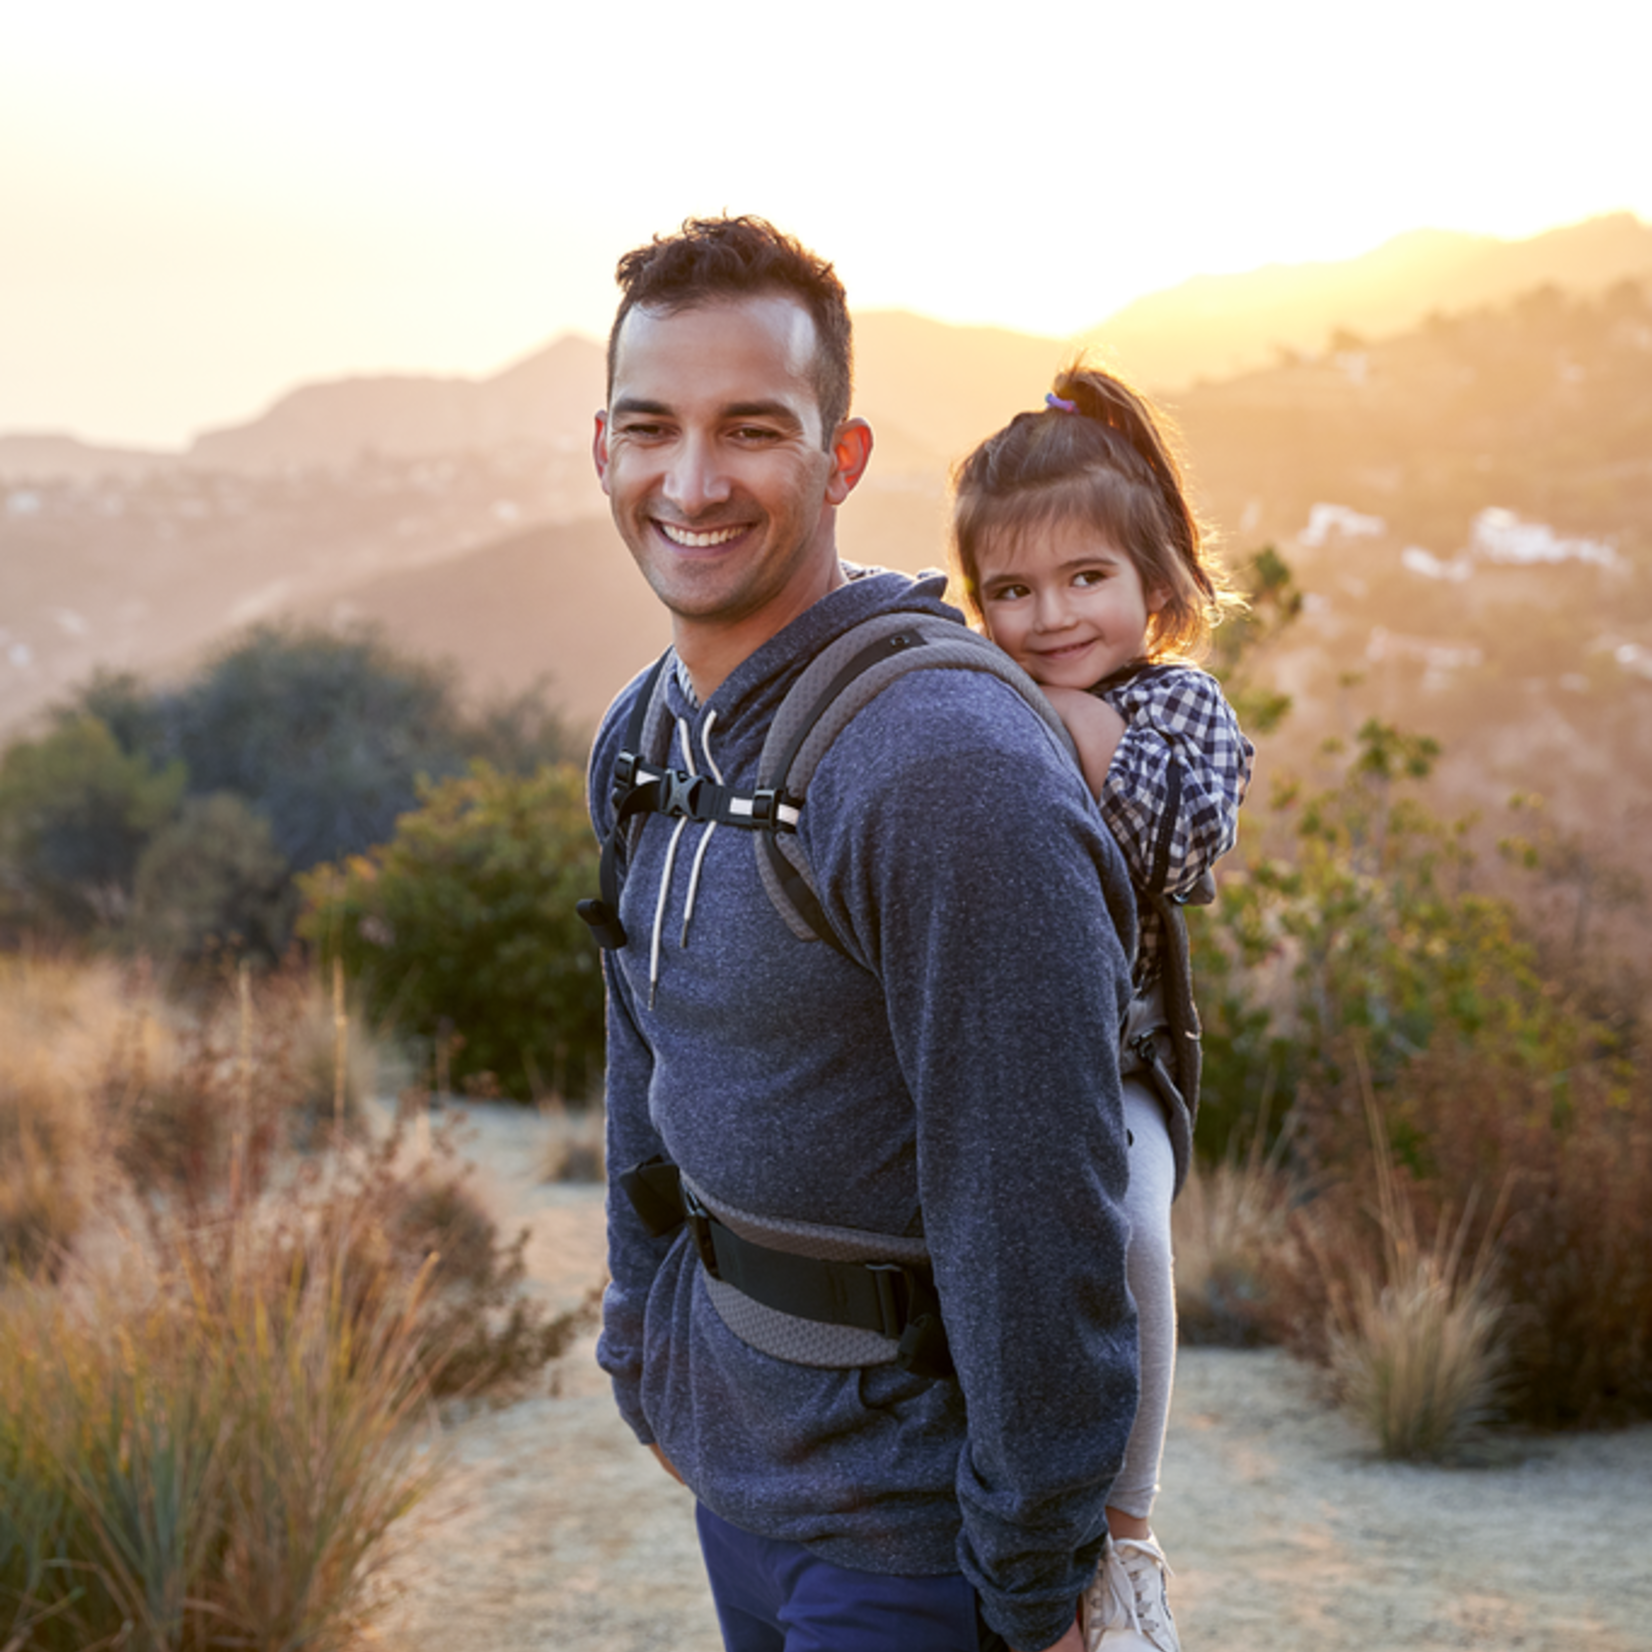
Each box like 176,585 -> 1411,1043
649,1443 -> 686,1485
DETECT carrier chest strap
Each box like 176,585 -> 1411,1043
577,652 -> 809,952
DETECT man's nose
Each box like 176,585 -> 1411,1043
662,435 -> 732,516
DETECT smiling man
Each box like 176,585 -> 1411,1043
586,216 -> 1140,1652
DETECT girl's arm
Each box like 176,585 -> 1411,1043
1089,667 -> 1253,897
1042,685 -> 1127,799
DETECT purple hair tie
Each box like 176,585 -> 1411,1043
1045,392 -> 1078,413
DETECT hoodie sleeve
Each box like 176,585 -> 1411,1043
1095,665 -> 1253,897
804,671 -> 1141,1652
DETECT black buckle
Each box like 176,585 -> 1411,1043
867,1263 -> 909,1340
657,769 -> 711,821
681,1182 -> 721,1278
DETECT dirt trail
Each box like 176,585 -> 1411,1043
366,1103 -> 1652,1652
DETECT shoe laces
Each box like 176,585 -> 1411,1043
1103,1536 -> 1177,1649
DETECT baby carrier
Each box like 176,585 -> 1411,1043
580,609 -> 1207,1378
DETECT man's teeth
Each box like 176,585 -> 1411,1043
659,522 -> 745,548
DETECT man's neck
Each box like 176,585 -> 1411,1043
675,558 -> 849,703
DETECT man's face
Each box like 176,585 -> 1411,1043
595,294 -> 862,662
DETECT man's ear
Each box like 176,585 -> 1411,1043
824,417 -> 873,506
592,410 -> 612,494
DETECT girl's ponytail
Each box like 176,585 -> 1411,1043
953,359 -> 1234,659
1048,368 -> 1215,615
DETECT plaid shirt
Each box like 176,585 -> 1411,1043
1092,663 -> 1253,989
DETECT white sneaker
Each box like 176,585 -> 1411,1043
1083,1533 -> 1181,1652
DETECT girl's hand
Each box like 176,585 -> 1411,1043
648,1443 -> 685,1485
1041,686 -> 1127,800
1011,1619 -> 1083,1652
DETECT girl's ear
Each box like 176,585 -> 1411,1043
1147,583 -> 1169,615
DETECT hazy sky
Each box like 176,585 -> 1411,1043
5,0 -> 1649,448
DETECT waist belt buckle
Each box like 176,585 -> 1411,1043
866,1262 -> 908,1340
680,1182 -> 721,1279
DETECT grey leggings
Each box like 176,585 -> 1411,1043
1109,1076 -> 1178,1520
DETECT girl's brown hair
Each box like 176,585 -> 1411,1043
953,362 -> 1235,661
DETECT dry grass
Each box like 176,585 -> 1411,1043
537,1098 -> 606,1185
1174,1118 -> 1293,1346
0,955 -> 582,1650
0,1216 -> 438,1651
0,955 -> 144,1275
1313,1060 -> 1513,1461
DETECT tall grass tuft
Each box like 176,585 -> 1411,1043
1173,1116 -> 1292,1346
1315,1057 -> 1512,1460
0,1216 -> 438,1651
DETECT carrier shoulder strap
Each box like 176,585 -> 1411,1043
751,611 -> 1076,961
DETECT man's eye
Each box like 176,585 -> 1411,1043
733,425 -> 781,442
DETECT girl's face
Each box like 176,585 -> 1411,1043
975,516 -> 1161,690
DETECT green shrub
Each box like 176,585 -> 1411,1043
130,792 -> 296,966
299,763 -> 603,1101
0,715 -> 184,933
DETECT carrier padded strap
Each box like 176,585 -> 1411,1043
754,614 -> 1078,952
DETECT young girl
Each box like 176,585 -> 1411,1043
953,366 -> 1254,1652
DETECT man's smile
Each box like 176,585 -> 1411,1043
654,520 -> 751,549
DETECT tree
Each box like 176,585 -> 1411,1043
298,763 -> 603,1101
163,625 -> 472,873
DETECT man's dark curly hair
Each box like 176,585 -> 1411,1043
607,215 -> 853,445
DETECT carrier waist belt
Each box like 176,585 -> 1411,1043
621,1156 -> 953,1379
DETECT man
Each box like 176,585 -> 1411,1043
588,215 -> 1139,1652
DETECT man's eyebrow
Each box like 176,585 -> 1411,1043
610,397 -> 671,418
723,400 -> 803,427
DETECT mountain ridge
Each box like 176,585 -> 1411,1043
5,213 -> 1646,481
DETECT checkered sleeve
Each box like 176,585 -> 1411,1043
1094,665 -> 1253,898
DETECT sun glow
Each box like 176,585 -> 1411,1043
3,0 -> 1649,444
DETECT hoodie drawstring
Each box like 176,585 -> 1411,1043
647,710 -> 722,1008
681,711 -> 722,945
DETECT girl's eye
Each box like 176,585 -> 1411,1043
988,583 -> 1029,602
1073,568 -> 1109,588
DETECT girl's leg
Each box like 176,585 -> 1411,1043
1107,1079 -> 1178,1532
1084,1080 -> 1183,1648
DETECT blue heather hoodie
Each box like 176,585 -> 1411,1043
589,569 -> 1139,1652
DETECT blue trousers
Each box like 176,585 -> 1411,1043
696,1504 -> 1008,1652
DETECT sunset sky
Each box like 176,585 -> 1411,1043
4,0 -> 1649,448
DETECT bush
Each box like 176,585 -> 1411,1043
1390,1043 -> 1652,1426
130,792 -> 296,966
299,763 -> 604,1101
0,716 -> 185,933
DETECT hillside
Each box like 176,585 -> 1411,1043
1089,212 -> 1652,390
5,236 -> 1650,934
1168,276 -> 1652,917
